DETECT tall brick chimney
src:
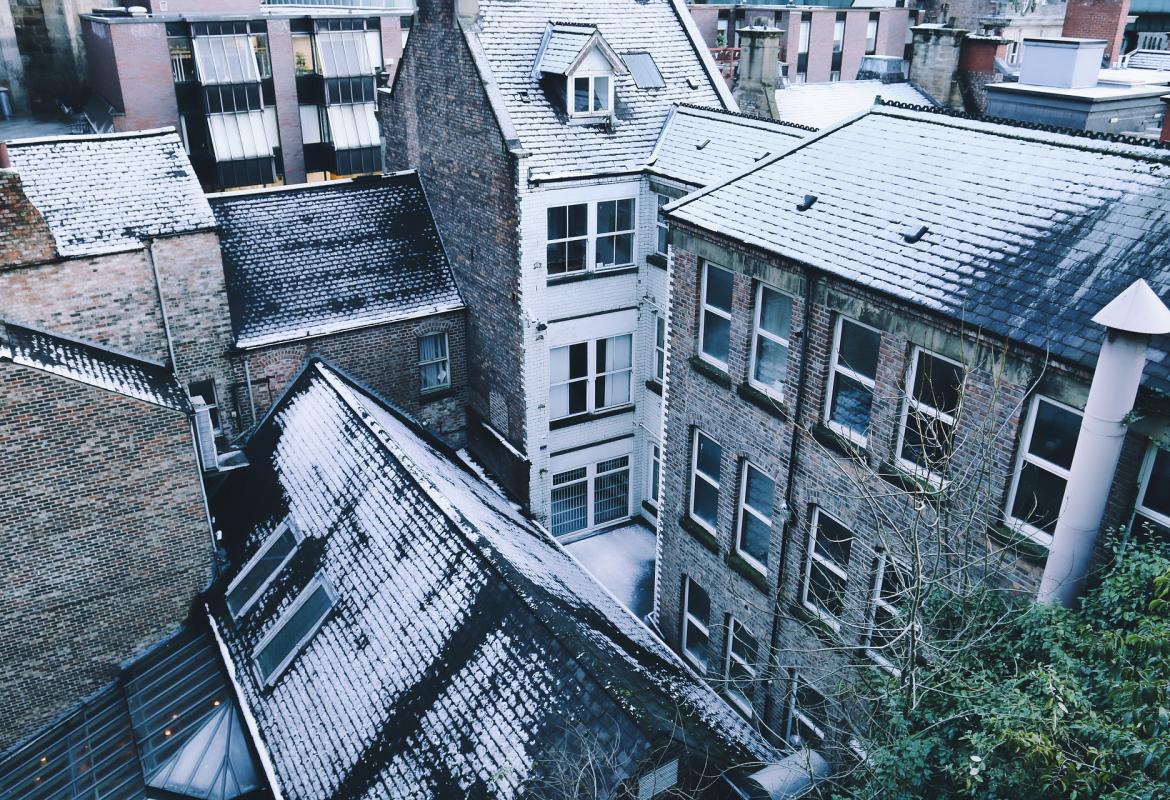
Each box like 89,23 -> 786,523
1062,0 -> 1131,66
733,24 -> 782,119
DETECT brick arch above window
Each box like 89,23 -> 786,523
411,319 -> 457,338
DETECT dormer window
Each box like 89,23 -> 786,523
572,74 -> 611,115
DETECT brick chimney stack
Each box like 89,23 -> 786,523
1061,0 -> 1131,66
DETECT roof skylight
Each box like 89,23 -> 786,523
624,52 -> 664,89
226,517 -> 302,619
253,577 -> 336,686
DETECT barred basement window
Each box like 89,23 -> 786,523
253,577 -> 336,685
637,759 -> 678,799
825,316 -> 881,446
550,455 -> 631,536
724,618 -> 758,716
896,348 -> 964,480
550,467 -> 588,536
802,508 -> 852,629
595,198 -> 635,269
689,430 -> 722,531
736,463 -> 774,572
1133,444 -> 1170,540
749,283 -> 792,399
698,263 -> 733,368
681,577 -> 710,672
546,203 -> 588,275
593,456 -> 630,526
1005,395 -> 1082,545
418,332 -> 450,392
226,517 -> 303,618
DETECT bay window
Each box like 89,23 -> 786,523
699,263 -> 733,368
549,334 -> 633,420
825,317 -> 881,445
1005,395 -> 1081,545
749,284 -> 792,398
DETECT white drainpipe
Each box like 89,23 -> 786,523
1038,279 -> 1170,606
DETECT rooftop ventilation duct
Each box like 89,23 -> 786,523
1018,37 -> 1106,89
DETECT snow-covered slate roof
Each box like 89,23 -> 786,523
649,104 -> 810,188
1125,49 -> 1170,72
467,0 -> 733,179
774,80 -> 935,129
532,22 -> 625,77
4,129 -> 215,258
668,105 -> 1170,390
208,360 -> 774,800
0,320 -> 188,410
209,172 -> 464,350
0,624 -> 264,800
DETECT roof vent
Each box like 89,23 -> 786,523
686,76 -> 700,89
903,224 -> 929,243
796,194 -> 817,211
754,150 -> 770,161
696,138 -> 710,150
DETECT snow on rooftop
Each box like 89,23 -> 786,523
774,80 -> 935,129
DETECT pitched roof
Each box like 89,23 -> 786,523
532,23 -> 625,77
466,0 -> 733,179
4,129 -> 215,257
648,104 -> 810,187
0,624 -> 265,800
774,80 -> 936,129
208,361 -> 774,799
1125,49 -> 1170,71
209,173 -> 464,350
668,105 -> 1170,389
0,320 -> 188,410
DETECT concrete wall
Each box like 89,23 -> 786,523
379,0 -> 528,501
7,0 -> 87,107
0,364 -> 212,749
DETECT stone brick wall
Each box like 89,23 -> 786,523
0,363 -> 212,750
380,0 -> 528,501
1062,0 -> 1130,65
0,170 -> 55,268
236,310 -> 469,445
908,25 -> 965,107
8,0 -> 82,107
656,225 -> 1151,755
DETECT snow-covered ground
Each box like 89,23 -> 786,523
565,522 -> 657,619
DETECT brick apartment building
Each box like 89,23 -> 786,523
0,320 -> 214,749
688,3 -> 917,84
209,172 -> 468,443
654,103 -> 1170,760
80,0 -> 410,191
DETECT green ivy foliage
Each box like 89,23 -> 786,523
837,538 -> 1170,800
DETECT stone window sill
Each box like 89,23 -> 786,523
986,522 -> 1050,563
689,355 -> 732,389
737,382 -> 789,421
790,601 -> 847,648
679,514 -> 720,554
547,264 -> 638,286
645,378 -> 663,396
726,550 -> 770,595
810,422 -> 867,461
646,253 -> 668,270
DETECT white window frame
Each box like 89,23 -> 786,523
418,331 -> 451,392
188,379 -> 221,434
723,617 -> 758,717
594,198 -> 636,271
863,549 -> 911,676
549,333 -> 635,420
225,516 -> 303,619
545,202 -> 589,276
252,576 -> 336,686
567,71 -> 613,116
801,508 -> 851,631
698,262 -> 733,370
1133,443 -> 1170,535
786,672 -> 827,746
689,429 -> 722,533
545,197 -> 638,277
550,454 -> 632,536
681,576 -> 710,673
894,347 -> 964,484
1004,395 -> 1082,547
735,462 -> 774,575
646,441 -> 662,509
654,311 -> 667,383
747,282 -> 793,402
824,316 -> 881,447
656,193 -> 670,256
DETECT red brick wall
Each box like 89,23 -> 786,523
0,171 -> 56,268
238,310 -> 469,445
1062,0 -> 1131,65
0,363 -> 212,749
108,21 -> 180,131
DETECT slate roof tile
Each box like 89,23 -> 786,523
0,320 -> 188,410
470,0 -> 731,179
208,361 -> 773,799
669,106 -> 1170,390
209,173 -> 464,350
5,129 -> 215,258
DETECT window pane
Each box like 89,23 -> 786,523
419,333 -> 446,362
597,200 -> 616,233
614,232 -> 633,265
421,362 -> 449,391
574,77 -> 590,112
809,561 -> 846,618
547,206 -> 567,240
687,579 -> 710,622
568,203 -> 587,237
650,445 -> 661,503
1011,461 -> 1068,534
617,198 -> 634,230
684,621 -> 709,669
704,265 -> 733,313
693,480 -> 719,527
754,336 -> 788,392
551,475 -> 588,535
913,352 -> 963,414
566,239 -> 587,272
829,372 -> 873,437
1029,400 -> 1080,469
596,235 -> 616,267
547,242 -> 566,274
226,527 -> 298,616
701,312 -> 730,363
901,410 -> 954,468
759,287 -> 792,339
255,583 -> 333,681
696,433 -> 721,480
744,466 -> 774,515
594,460 -> 629,525
815,514 -> 852,568
740,513 -> 770,566
593,76 -> 609,110
657,225 -> 668,255
1141,448 -> 1170,518
838,320 -> 880,379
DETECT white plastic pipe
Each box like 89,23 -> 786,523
1038,328 -> 1150,606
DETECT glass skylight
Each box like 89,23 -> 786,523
226,518 -> 302,618
253,578 -> 336,686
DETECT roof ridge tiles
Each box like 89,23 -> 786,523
676,102 -> 819,132
4,126 -> 180,148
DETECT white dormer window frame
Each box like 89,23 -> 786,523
568,71 -> 613,117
